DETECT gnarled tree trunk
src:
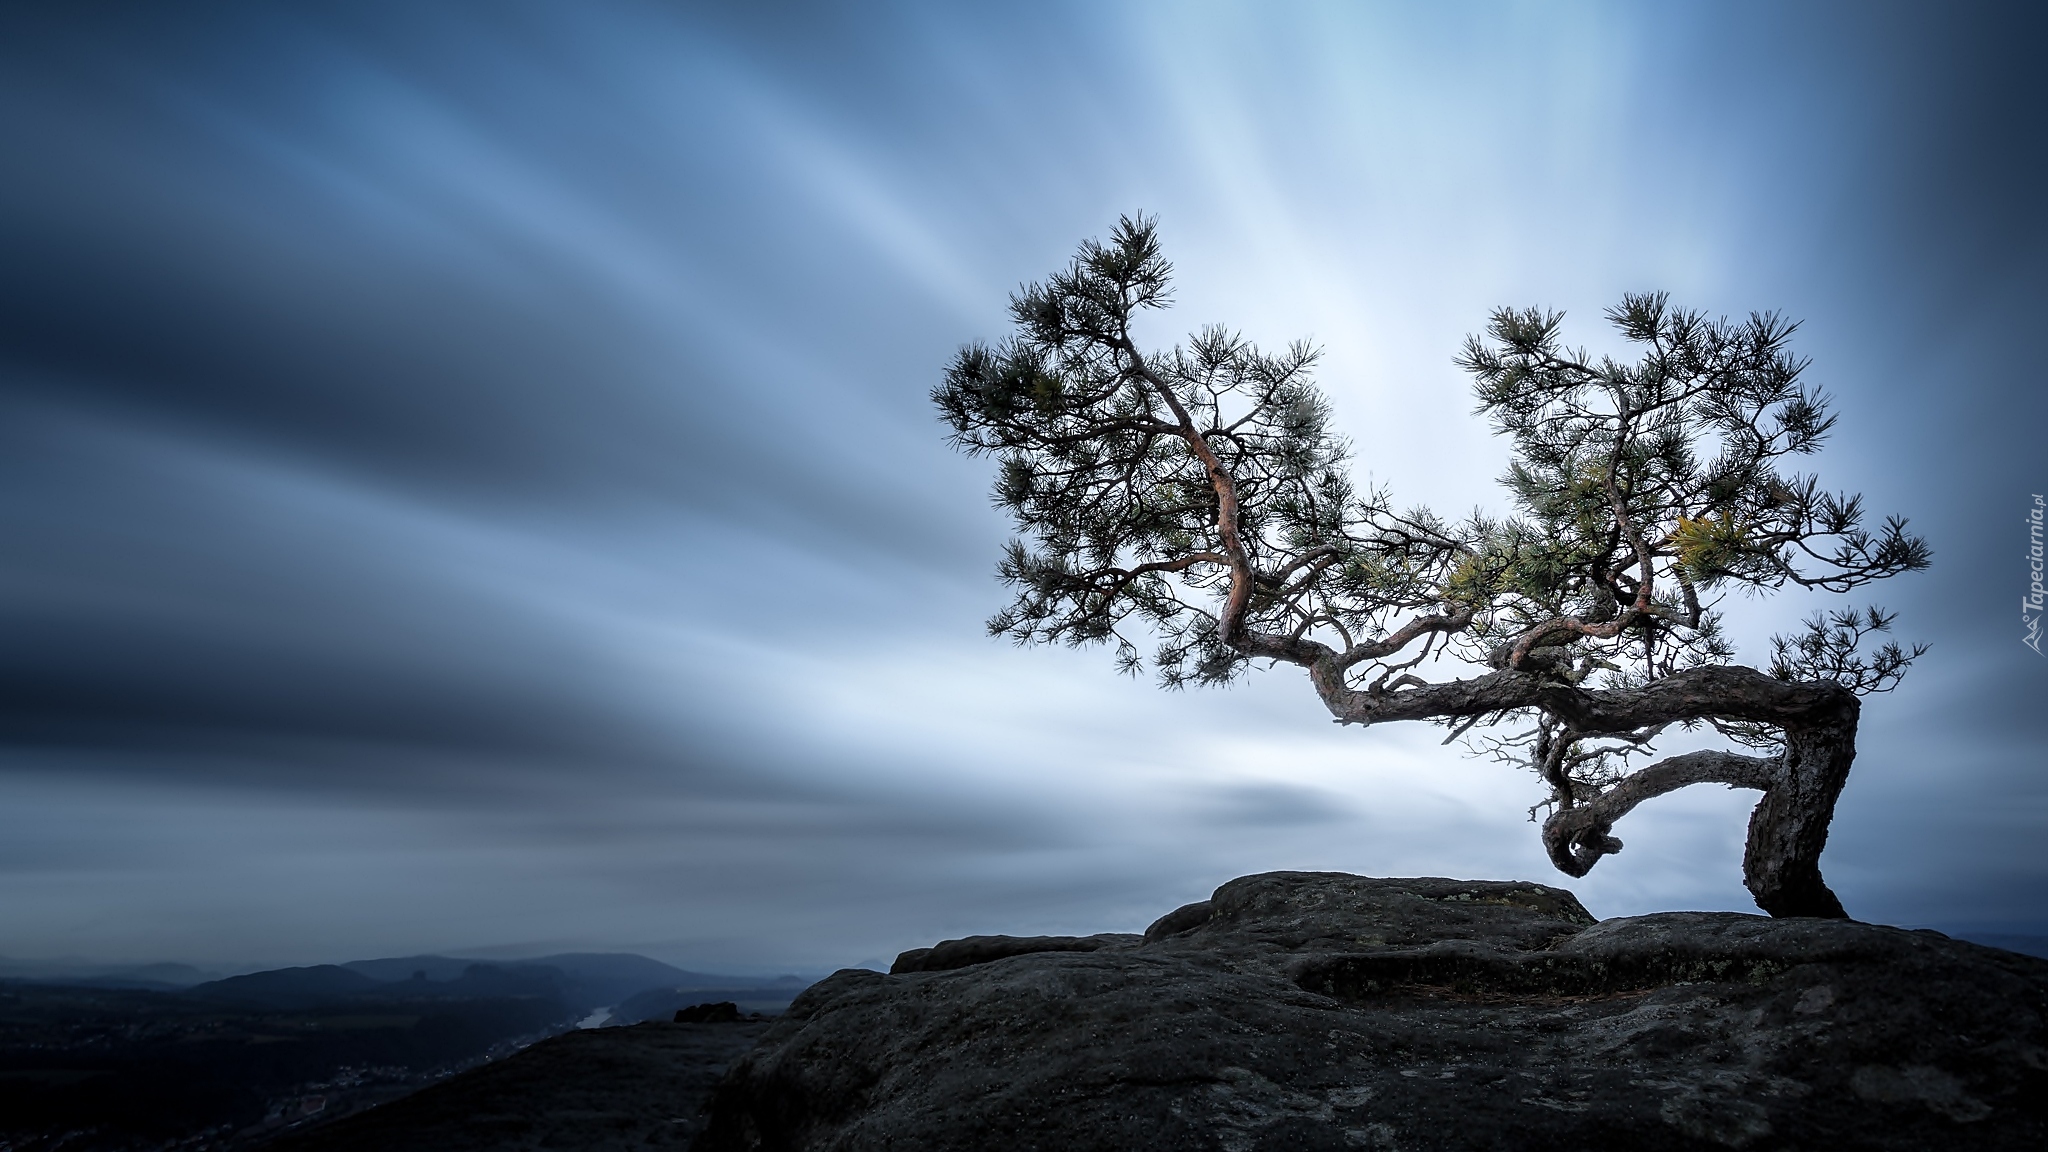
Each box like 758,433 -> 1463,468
1744,701 -> 1858,918
1531,691 -> 1860,919
1302,662 -> 1865,919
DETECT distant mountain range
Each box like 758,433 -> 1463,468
339,952 -> 806,1006
0,957 -> 223,990
171,953 -> 810,1014
1,951 -> 815,1014
181,961 -> 572,1011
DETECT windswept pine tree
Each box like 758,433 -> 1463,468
935,216 -> 1930,918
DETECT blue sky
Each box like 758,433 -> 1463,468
0,1 -> 2041,972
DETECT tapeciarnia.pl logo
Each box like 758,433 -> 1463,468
2027,494 -> 2046,655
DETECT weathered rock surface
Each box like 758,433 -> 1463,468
695,872 -> 2048,1151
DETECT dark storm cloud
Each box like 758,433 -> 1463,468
1660,1 -> 2048,928
1,13 -> 883,507
0,1 -> 996,797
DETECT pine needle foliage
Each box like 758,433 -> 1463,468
936,217 -> 1932,918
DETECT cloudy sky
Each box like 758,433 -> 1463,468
1,1 -> 2041,974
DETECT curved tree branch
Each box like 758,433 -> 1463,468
1542,749 -> 1779,876
1308,663 -> 1855,734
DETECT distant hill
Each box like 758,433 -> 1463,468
343,952 -> 695,1004
6,950 -> 814,1013
0,957 -> 219,988
523,952 -> 717,1002
340,954 -> 482,983
184,964 -> 384,1008
186,962 -> 567,1011
341,951 -> 812,1011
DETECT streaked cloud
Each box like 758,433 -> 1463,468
0,0 -> 2039,969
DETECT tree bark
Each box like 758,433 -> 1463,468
1743,701 -> 1858,918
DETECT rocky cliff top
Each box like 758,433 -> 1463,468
697,872 -> 2048,1152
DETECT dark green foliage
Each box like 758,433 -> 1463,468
1769,606 -> 1923,694
937,219 -> 1926,710
1454,291 -> 1930,686
936,216 -> 1465,685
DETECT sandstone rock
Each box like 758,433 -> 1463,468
695,872 -> 2048,1151
890,933 -> 1144,975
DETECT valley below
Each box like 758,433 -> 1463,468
0,954 -> 802,1151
